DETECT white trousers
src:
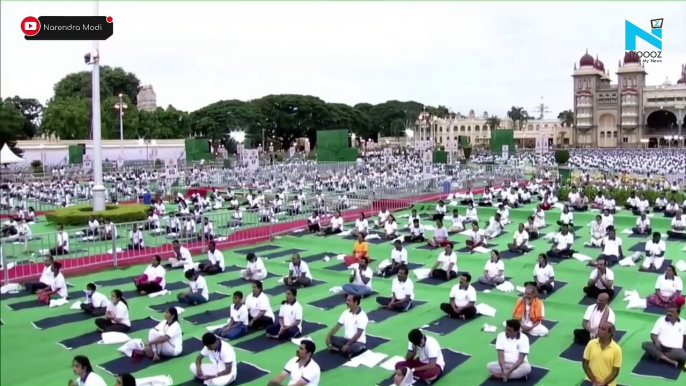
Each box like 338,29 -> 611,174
190,363 -> 236,386
241,270 -> 266,281
148,329 -> 181,357
643,255 -> 665,269
486,361 -> 532,379
523,321 -> 549,337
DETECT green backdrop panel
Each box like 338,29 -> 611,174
432,150 -> 448,164
317,130 -> 352,162
490,130 -> 515,155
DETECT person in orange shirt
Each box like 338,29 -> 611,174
344,233 -> 369,266
512,285 -> 549,336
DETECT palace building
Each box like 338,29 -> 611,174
572,51 -> 686,148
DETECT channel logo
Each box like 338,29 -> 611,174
21,16 -> 41,36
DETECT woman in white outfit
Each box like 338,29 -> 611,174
68,355 -> 107,386
145,308 -> 183,361
587,215 -> 606,247
190,333 -> 237,386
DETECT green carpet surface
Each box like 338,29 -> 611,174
1,204 -> 684,386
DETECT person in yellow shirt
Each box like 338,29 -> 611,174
344,233 -> 369,266
582,321 -> 622,386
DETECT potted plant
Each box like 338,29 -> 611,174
463,146 -> 472,161
554,149 -> 571,184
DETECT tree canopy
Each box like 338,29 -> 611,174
0,100 -> 26,156
6,65 -> 572,154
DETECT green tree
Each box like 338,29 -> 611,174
558,110 -> 574,127
41,97 -> 91,140
486,116 -> 502,130
102,94 -> 138,139
507,106 -> 530,131
367,100 -> 423,138
53,66 -> 141,104
190,100 -> 266,151
4,96 -> 43,139
254,94 -> 334,148
0,100 -> 25,156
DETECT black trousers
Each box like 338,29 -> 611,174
431,269 -> 457,281
308,223 -> 321,232
547,249 -> 573,259
404,234 -> 425,243
25,282 -> 48,293
528,231 -> 539,240
632,209 -> 650,215
95,318 -> 131,332
323,227 -> 341,235
524,281 -> 554,293
129,242 -> 144,250
439,303 -> 477,319
598,254 -> 619,266
49,246 -> 69,256
432,214 -> 445,221
666,230 -> 686,239
631,227 -> 652,235
583,286 -> 615,299
80,303 -> 106,316
199,263 -> 223,275
573,329 -> 592,345
379,263 -> 402,277
135,282 -> 162,293
478,201 -> 493,207
249,315 -> 273,330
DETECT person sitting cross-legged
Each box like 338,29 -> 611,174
507,223 -> 530,254
265,288 -> 304,340
486,319 -> 532,381
439,272 -> 478,320
547,224 -> 575,260
639,232 -> 667,272
284,253 -> 313,287
324,294 -> 369,359
375,265 -> 415,312
583,258 -> 615,299
512,285 -> 549,337
342,257 -> 373,297
213,291 -> 249,340
632,212 -> 652,235
525,254 -> 555,295
428,243 -> 458,281
666,210 -> 686,240
640,305 -> 686,371
344,233 -> 369,267
393,329 -> 444,384
377,240 -> 409,277
646,265 -> 685,308
466,222 -> 487,251
478,250 -> 506,286
199,241 -> 225,275
427,219 -> 450,247
176,269 -> 209,306
404,218 -> 426,243
573,293 -> 615,345
591,226 -> 623,267
189,333 -> 237,386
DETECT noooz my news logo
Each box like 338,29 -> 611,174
625,18 -> 663,63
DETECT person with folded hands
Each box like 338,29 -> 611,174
632,212 -> 652,235
640,232 -> 667,272
507,223 -> 530,254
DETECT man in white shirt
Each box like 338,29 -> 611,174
484,213 -> 504,239
200,241 -> 225,275
268,340 -> 320,386
404,218 -> 426,243
393,329 -> 444,383
584,257 -> 616,299
325,294 -> 369,358
201,217 -> 215,241
377,240 -> 409,277
594,226 -> 623,266
640,232 -> 667,271
507,223 -> 530,254
429,242 -> 458,281
266,287 -> 304,340
50,225 -> 70,256
169,240 -> 193,268
190,333 -> 237,386
284,254 -> 313,287
641,306 -> 686,368
342,257 -> 373,297
376,208 -> 391,228
666,210 -> 686,240
487,319 -> 532,381
24,256 -> 54,293
573,292 -> 615,345
632,212 -> 652,235
527,254 -> 555,294
375,266 -> 414,312
439,273 -> 478,319
547,224 -> 575,259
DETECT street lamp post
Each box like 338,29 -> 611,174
114,93 -> 128,158
89,0 -> 105,211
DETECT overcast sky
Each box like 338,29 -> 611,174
2,2 -> 685,119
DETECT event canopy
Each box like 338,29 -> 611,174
0,143 -> 25,164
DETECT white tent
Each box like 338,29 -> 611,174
0,143 -> 25,164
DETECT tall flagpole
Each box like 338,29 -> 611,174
90,0 -> 106,211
